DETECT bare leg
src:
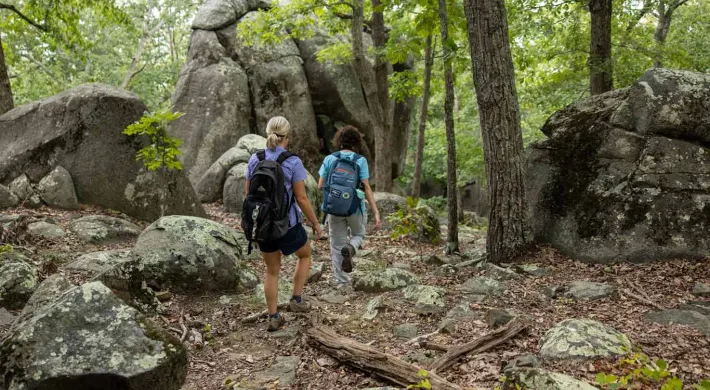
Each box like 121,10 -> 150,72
292,240 -> 311,297
263,251 -> 282,315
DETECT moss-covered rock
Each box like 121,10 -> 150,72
66,249 -> 133,276
527,69 -> 710,263
540,319 -> 631,360
131,216 -> 244,292
0,256 -> 38,310
352,267 -> 420,293
503,368 -> 598,390
68,215 -> 141,244
0,282 -> 187,390
402,284 -> 446,314
18,274 -> 73,322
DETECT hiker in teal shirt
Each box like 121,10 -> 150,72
318,126 -> 381,287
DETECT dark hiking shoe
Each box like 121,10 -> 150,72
289,298 -> 311,313
341,244 -> 356,273
267,314 -> 285,332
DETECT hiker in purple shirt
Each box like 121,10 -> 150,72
245,116 -> 322,332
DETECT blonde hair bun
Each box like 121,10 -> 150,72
265,116 -> 291,149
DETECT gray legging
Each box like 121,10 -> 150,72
328,211 -> 367,284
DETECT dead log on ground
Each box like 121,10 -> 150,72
430,316 -> 527,373
307,324 -> 466,390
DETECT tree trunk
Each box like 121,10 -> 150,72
411,35 -> 434,199
0,33 -> 13,115
351,0 -> 391,192
654,1 -> 671,68
589,0 -> 613,95
463,0 -> 531,264
438,0 -> 459,255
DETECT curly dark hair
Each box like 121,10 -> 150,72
332,125 -> 364,153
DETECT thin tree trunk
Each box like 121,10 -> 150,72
0,33 -> 13,115
653,0 -> 689,68
589,0 -> 613,95
351,0 -> 390,192
438,0 -> 459,255
122,18 -> 164,89
463,0 -> 531,264
411,35 -> 434,199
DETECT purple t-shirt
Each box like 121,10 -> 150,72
246,146 -> 307,227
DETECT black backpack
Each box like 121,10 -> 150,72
241,150 -> 296,254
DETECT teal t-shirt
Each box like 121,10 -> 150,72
318,151 -> 369,214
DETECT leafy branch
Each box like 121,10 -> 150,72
123,110 -> 184,171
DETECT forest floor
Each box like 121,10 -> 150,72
2,203 -> 710,390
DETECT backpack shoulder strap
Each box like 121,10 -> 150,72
276,151 -> 296,164
256,150 -> 266,161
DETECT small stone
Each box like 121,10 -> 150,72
402,285 -> 446,314
438,319 -> 456,334
564,281 -> 616,300
362,295 -> 384,320
27,221 -> 66,239
319,294 -> 349,304
692,282 -> 710,297
515,264 -> 549,277
68,215 -> 141,244
486,309 -> 514,329
269,325 -> 300,340
645,309 -> 710,335
9,174 -> 32,201
316,356 -> 337,367
394,323 -> 418,340
458,276 -> 507,296
446,302 -> 478,321
0,184 -> 19,209
37,166 -> 79,210
255,356 -> 300,386
155,290 -> 172,302
352,268 -> 420,293
219,295 -> 237,306
425,255 -> 445,266
540,319 -> 631,360
454,258 -> 483,269
308,262 -> 326,284
435,264 -> 457,276
503,354 -> 542,372
678,301 -> 710,316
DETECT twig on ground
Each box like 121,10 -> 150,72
621,288 -> 664,311
429,316 -> 528,373
404,329 -> 440,345
421,341 -> 449,352
241,303 -> 289,323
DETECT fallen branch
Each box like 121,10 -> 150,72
421,341 -> 449,352
621,288 -> 664,311
307,324 -> 466,390
404,329 -> 440,346
241,303 -> 289,323
429,316 -> 527,373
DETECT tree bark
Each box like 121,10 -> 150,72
411,35 -> 434,199
589,0 -> 613,95
438,0 -> 459,255
463,0 -> 531,264
351,0 -> 390,192
307,324 -> 464,390
0,33 -> 13,115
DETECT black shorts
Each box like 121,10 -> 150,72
259,224 -> 308,255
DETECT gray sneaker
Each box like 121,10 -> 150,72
341,244 -> 356,273
288,298 -> 311,313
267,314 -> 285,332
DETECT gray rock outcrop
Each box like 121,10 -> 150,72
0,84 -> 204,221
527,69 -> 710,263
68,215 -> 142,244
540,318 -> 631,360
37,165 -> 79,210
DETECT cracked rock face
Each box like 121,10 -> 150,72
0,282 -> 187,390
527,69 -> 710,263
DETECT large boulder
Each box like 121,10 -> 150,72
0,84 -> 204,221
171,30 -> 252,185
234,13 -> 320,170
295,30 -> 375,157
540,319 -> 631,360
370,193 -> 440,242
131,216 -> 244,292
527,69 -> 710,263
68,215 -> 142,244
66,249 -> 133,276
0,184 -> 18,209
0,282 -> 187,390
223,163 -> 248,213
196,146 -> 252,202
